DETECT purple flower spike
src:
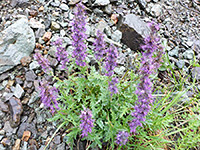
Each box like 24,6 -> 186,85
80,108 -> 94,138
34,52 -> 51,73
105,44 -> 118,76
71,2 -> 87,67
129,21 -> 164,133
93,30 -> 106,61
108,77 -> 119,95
53,38 -> 69,69
115,131 -> 129,146
39,81 -> 59,113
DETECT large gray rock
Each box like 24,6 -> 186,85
0,18 -> 35,74
118,14 -> 150,51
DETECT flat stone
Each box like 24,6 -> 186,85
118,14 -> 150,51
25,70 -> 37,82
94,0 -> 110,6
60,3 -> 69,11
14,84 -> 24,99
0,17 -> 35,74
9,97 -> 23,128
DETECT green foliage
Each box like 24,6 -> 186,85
45,42 -> 200,149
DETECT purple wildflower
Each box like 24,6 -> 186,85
34,52 -> 51,73
71,2 -> 87,67
38,81 -> 59,113
129,21 -> 164,133
108,77 -> 119,95
53,38 -> 69,69
115,131 -> 129,146
105,44 -> 118,76
80,108 -> 94,138
93,30 -> 106,61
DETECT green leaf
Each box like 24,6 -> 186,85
96,118 -> 104,129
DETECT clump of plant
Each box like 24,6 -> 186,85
34,2 -> 172,149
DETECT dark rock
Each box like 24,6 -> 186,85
17,122 -> 37,138
118,14 -> 150,51
25,70 -> 37,82
9,97 -> 23,128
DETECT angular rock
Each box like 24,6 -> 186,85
94,0 -> 110,6
68,0 -> 80,5
0,101 -> 9,112
25,70 -> 37,82
0,17 -> 35,74
183,50 -> 194,60
20,56 -> 32,66
10,0 -> 30,7
51,21 -> 60,31
22,131 -> 31,142
42,32 -> 52,42
3,121 -> 17,136
29,18 -> 45,29
1,138 -> 11,147
192,67 -> 200,81
0,72 -> 9,82
17,122 -> 37,138
150,4 -> 162,17
12,139 -> 21,150
29,61 -> 40,70
14,84 -> 24,99
118,14 -> 150,51
9,97 -> 23,128
111,30 -> 122,42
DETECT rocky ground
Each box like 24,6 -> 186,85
0,0 -> 200,149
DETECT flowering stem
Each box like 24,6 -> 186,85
44,121 -> 67,150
